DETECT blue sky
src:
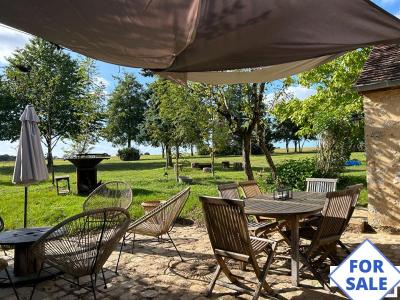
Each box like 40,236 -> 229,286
0,0 -> 398,156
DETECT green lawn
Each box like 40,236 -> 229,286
0,149 -> 367,230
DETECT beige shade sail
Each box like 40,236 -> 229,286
1,0 -> 400,84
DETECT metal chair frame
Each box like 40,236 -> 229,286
116,187 -> 190,273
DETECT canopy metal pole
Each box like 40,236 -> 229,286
24,186 -> 28,228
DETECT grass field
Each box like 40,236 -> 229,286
0,149 -> 367,230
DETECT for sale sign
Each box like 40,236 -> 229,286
330,239 -> 400,300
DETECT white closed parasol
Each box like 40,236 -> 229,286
12,105 -> 48,228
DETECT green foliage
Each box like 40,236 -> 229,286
273,158 -> 317,191
104,72 -> 146,147
1,38 -> 103,166
274,49 -> 370,176
141,79 -> 209,149
118,147 -> 141,161
65,59 -> 106,156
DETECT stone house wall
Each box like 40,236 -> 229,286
363,88 -> 400,229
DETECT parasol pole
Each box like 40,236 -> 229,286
23,186 -> 28,228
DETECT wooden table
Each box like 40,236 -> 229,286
0,227 -> 49,276
244,191 -> 326,286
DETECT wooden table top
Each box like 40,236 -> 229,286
244,191 -> 326,219
0,227 -> 50,245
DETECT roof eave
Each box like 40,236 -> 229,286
355,79 -> 400,93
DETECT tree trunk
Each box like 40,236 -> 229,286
190,145 -> 194,156
161,144 -> 165,159
175,146 -> 179,182
127,139 -> 131,148
46,141 -> 54,185
242,134 -> 254,180
256,124 -> 277,180
286,140 -> 289,153
165,144 -> 173,167
294,140 -> 298,153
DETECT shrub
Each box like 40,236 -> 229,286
118,147 -> 140,161
274,158 -> 317,191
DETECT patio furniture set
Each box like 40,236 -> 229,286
0,178 -> 362,300
0,182 -> 190,300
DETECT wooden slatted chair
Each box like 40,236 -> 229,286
83,181 -> 133,211
239,180 -> 262,198
306,178 -> 338,193
199,196 -> 277,300
294,189 -> 357,290
30,208 -> 130,300
335,184 -> 363,254
116,187 -> 190,272
217,183 -> 278,237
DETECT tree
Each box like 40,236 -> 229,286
104,72 -> 146,148
276,49 -> 370,176
64,59 -> 106,156
3,38 -> 95,182
141,78 -> 208,181
213,83 -> 277,180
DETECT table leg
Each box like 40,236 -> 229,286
14,243 -> 43,276
290,216 -> 300,287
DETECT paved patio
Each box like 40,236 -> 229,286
1,216 -> 399,300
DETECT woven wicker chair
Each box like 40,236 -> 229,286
30,208 -> 130,300
289,189 -> 357,290
306,178 -> 338,193
217,183 -> 278,237
116,187 -> 190,272
83,181 -> 132,211
200,196 -> 277,300
0,258 -> 19,299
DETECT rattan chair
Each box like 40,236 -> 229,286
0,217 -> 13,256
306,178 -> 338,193
116,187 -> 190,272
217,183 -> 277,237
30,208 -> 130,300
0,258 -> 19,299
291,189 -> 357,290
200,196 -> 277,300
83,181 -> 132,211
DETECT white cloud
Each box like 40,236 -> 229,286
395,9 -> 400,19
287,86 -> 316,100
0,24 -> 30,65
94,76 -> 109,88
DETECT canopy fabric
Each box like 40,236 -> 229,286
13,105 -> 48,185
159,55 -> 340,85
1,0 -> 400,84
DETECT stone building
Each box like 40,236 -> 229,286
355,44 -> 400,229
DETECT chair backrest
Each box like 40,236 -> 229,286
217,183 -> 240,199
345,183 -> 363,207
310,189 -> 357,253
239,180 -> 262,198
129,187 -> 190,235
83,181 -> 132,211
306,178 -> 338,193
199,196 -> 254,262
31,208 -> 130,277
